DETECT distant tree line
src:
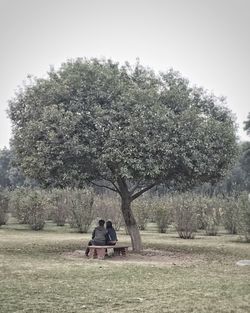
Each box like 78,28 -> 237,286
0,147 -> 36,189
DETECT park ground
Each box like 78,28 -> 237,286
0,221 -> 250,313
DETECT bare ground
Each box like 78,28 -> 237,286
62,248 -> 204,267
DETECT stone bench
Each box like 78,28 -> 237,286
88,245 -> 129,259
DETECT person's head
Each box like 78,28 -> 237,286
98,219 -> 105,227
106,220 -> 113,229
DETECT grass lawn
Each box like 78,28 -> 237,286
0,221 -> 250,313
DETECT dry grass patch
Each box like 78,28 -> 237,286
63,248 -> 204,267
0,223 -> 250,313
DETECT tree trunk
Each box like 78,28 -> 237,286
121,195 -> 143,252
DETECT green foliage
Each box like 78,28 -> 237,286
67,188 -> 95,233
0,190 -> 9,226
8,58 -> 239,250
9,58 -> 238,192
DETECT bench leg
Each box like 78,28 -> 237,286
89,248 -> 106,259
121,248 -> 127,256
113,248 -> 128,257
113,248 -> 120,256
89,248 -> 98,259
97,248 -> 106,260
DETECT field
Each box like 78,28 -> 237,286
0,221 -> 250,313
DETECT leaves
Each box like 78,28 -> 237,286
8,58 -> 238,194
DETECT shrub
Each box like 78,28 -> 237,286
152,196 -> 172,233
0,190 -> 9,226
238,192 -> 250,241
132,198 -> 150,230
9,188 -> 47,230
193,195 -> 222,236
9,187 -> 31,224
48,189 -> 68,226
196,195 -> 208,230
67,188 -> 95,233
172,193 -> 198,239
25,190 -> 47,230
203,197 -> 222,236
222,197 -> 240,234
94,193 -> 123,230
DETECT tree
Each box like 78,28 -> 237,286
244,112 -> 250,136
198,141 -> 250,197
0,148 -> 11,188
0,148 -> 34,189
239,142 -> 250,191
8,58 -> 238,251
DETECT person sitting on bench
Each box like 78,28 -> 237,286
85,219 -> 107,256
106,220 -> 118,245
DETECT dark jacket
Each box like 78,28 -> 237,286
106,227 -> 117,243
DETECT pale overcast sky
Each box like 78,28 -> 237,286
0,0 -> 249,148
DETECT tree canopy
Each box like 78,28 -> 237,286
8,58 -> 238,250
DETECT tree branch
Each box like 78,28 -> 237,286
129,179 -> 142,195
131,183 -> 157,201
101,177 -> 121,195
87,180 -> 118,193
116,176 -> 130,198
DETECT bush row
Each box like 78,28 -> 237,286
133,192 -> 250,241
1,187 -> 123,233
0,188 -> 250,241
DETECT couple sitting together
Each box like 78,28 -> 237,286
85,219 -> 118,256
